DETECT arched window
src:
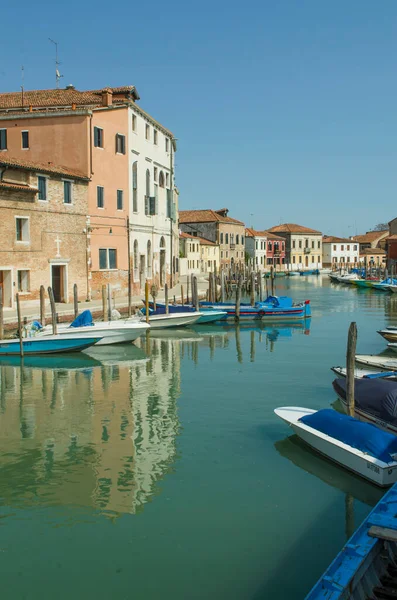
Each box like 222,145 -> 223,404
133,240 -> 139,281
132,162 -> 138,212
147,240 -> 152,278
159,171 -> 165,188
145,169 -> 151,215
159,236 -> 166,286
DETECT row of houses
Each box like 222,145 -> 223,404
0,84 -> 178,309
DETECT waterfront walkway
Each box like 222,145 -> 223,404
2,276 -> 209,329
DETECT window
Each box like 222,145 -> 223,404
154,167 -> 158,182
221,251 -> 223,258
153,130 -> 158,144
236,235 -> 239,245
354,245 -> 357,251
117,190 -> 123,210
38,176 -> 47,201
299,255 -> 302,263
292,256 -> 296,264
132,162 -> 138,212
133,240 -> 139,281
0,129 -> 7,150
225,233 -> 229,244
21,131 -> 29,149
166,188 -> 171,218
132,114 -> 137,131
268,242 -> 272,251
226,251 -> 228,258
333,245 -> 336,251
282,242 -> 284,249
255,241 -> 258,250
299,240 -> 302,248
159,171 -> 165,188
115,134 -> 125,154
341,245 -> 344,251
165,138 -> 169,152
63,181 -> 72,204
347,256 -> 350,263
94,127 -> 103,148
16,217 -> 29,242
99,248 -> 117,269
97,186 -> 104,208
311,240 -> 314,249
318,241 -> 321,249
145,124 -> 150,140
166,172 -> 169,187
292,240 -> 296,248
220,233 -> 224,244
305,239 -> 309,248
17,270 -> 30,292
347,245 -> 350,251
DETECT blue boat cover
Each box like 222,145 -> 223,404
69,310 -> 94,328
257,296 -> 294,308
300,408 -> 397,462
333,378 -> 397,423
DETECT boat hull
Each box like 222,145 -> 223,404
355,354 -> 397,371
41,322 -> 149,346
0,336 -> 101,356
145,313 -> 201,329
378,330 -> 397,343
275,407 -> 397,486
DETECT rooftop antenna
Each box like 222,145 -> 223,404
21,65 -> 24,106
49,38 -> 63,89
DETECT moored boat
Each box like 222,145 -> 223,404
378,328 -> 397,343
135,311 -> 201,329
38,310 -> 149,346
331,365 -> 397,380
355,354 -> 397,371
305,485 -> 397,599
200,296 -> 311,320
147,302 -> 227,323
0,335 -> 102,356
275,406 -> 397,486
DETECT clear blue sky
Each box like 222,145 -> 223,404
2,0 -> 396,236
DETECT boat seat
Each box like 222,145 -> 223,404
368,526 -> 397,542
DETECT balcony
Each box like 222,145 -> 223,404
230,243 -> 236,250
304,247 -> 311,254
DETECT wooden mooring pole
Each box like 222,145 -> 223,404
102,285 -> 107,322
48,287 -> 57,335
165,283 -> 169,314
73,283 -> 78,319
0,287 -> 3,340
270,266 -> 275,296
107,284 -> 112,321
346,322 -> 357,417
221,269 -> 225,303
258,271 -> 263,302
16,293 -> 24,357
235,277 -> 242,321
181,284 -> 184,306
250,271 -> 256,306
40,285 -> 46,326
145,281 -> 150,323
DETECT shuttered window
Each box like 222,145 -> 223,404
38,176 -> 47,200
0,129 -> 7,150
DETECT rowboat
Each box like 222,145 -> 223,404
355,354 -> 397,371
388,342 -> 397,354
200,296 -> 311,321
332,377 -> 397,435
275,406 -> 397,486
39,310 -> 149,345
305,484 -> 397,600
331,365 -> 397,380
147,302 -> 227,323
0,335 -> 102,356
378,328 -> 397,343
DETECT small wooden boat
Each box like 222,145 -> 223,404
332,377 -> 397,434
275,406 -> 397,486
39,310 -> 150,345
147,302 -> 227,324
378,328 -> 397,343
299,269 -> 320,276
305,484 -> 397,600
331,365 -> 397,380
0,335 -> 102,356
355,354 -> 397,371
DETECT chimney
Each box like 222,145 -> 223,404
66,84 -> 75,90
101,88 -> 113,107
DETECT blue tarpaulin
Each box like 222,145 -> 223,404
69,310 -> 94,328
299,408 -> 397,463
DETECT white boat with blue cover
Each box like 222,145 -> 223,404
39,310 -> 150,345
275,406 -> 397,486
200,295 -> 311,320
0,335 -> 102,356
305,484 -> 397,599
147,302 -> 227,323
331,365 -> 397,380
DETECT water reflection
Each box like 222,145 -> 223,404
0,337 -> 181,518
274,435 -> 383,507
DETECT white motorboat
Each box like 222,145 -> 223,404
336,273 -> 360,284
134,311 -> 201,329
355,354 -> 397,371
39,311 -> 149,346
275,406 -> 397,487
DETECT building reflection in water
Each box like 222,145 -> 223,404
0,338 -> 181,518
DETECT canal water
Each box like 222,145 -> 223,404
0,276 -> 396,599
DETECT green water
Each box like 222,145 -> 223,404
1,277 -> 397,599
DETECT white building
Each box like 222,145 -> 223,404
200,238 -> 220,273
128,104 -> 178,291
179,232 -> 201,276
323,236 -> 360,267
245,228 -> 267,270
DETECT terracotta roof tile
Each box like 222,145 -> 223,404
267,223 -> 322,235
386,235 -> 397,241
0,155 -> 89,180
245,227 -> 284,241
360,247 -> 386,255
179,209 -> 244,225
323,236 -> 354,243
352,231 -> 389,243
0,181 -> 38,193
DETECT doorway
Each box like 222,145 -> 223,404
0,270 -> 12,307
305,256 -> 309,268
51,265 -> 66,302
160,236 -> 166,287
